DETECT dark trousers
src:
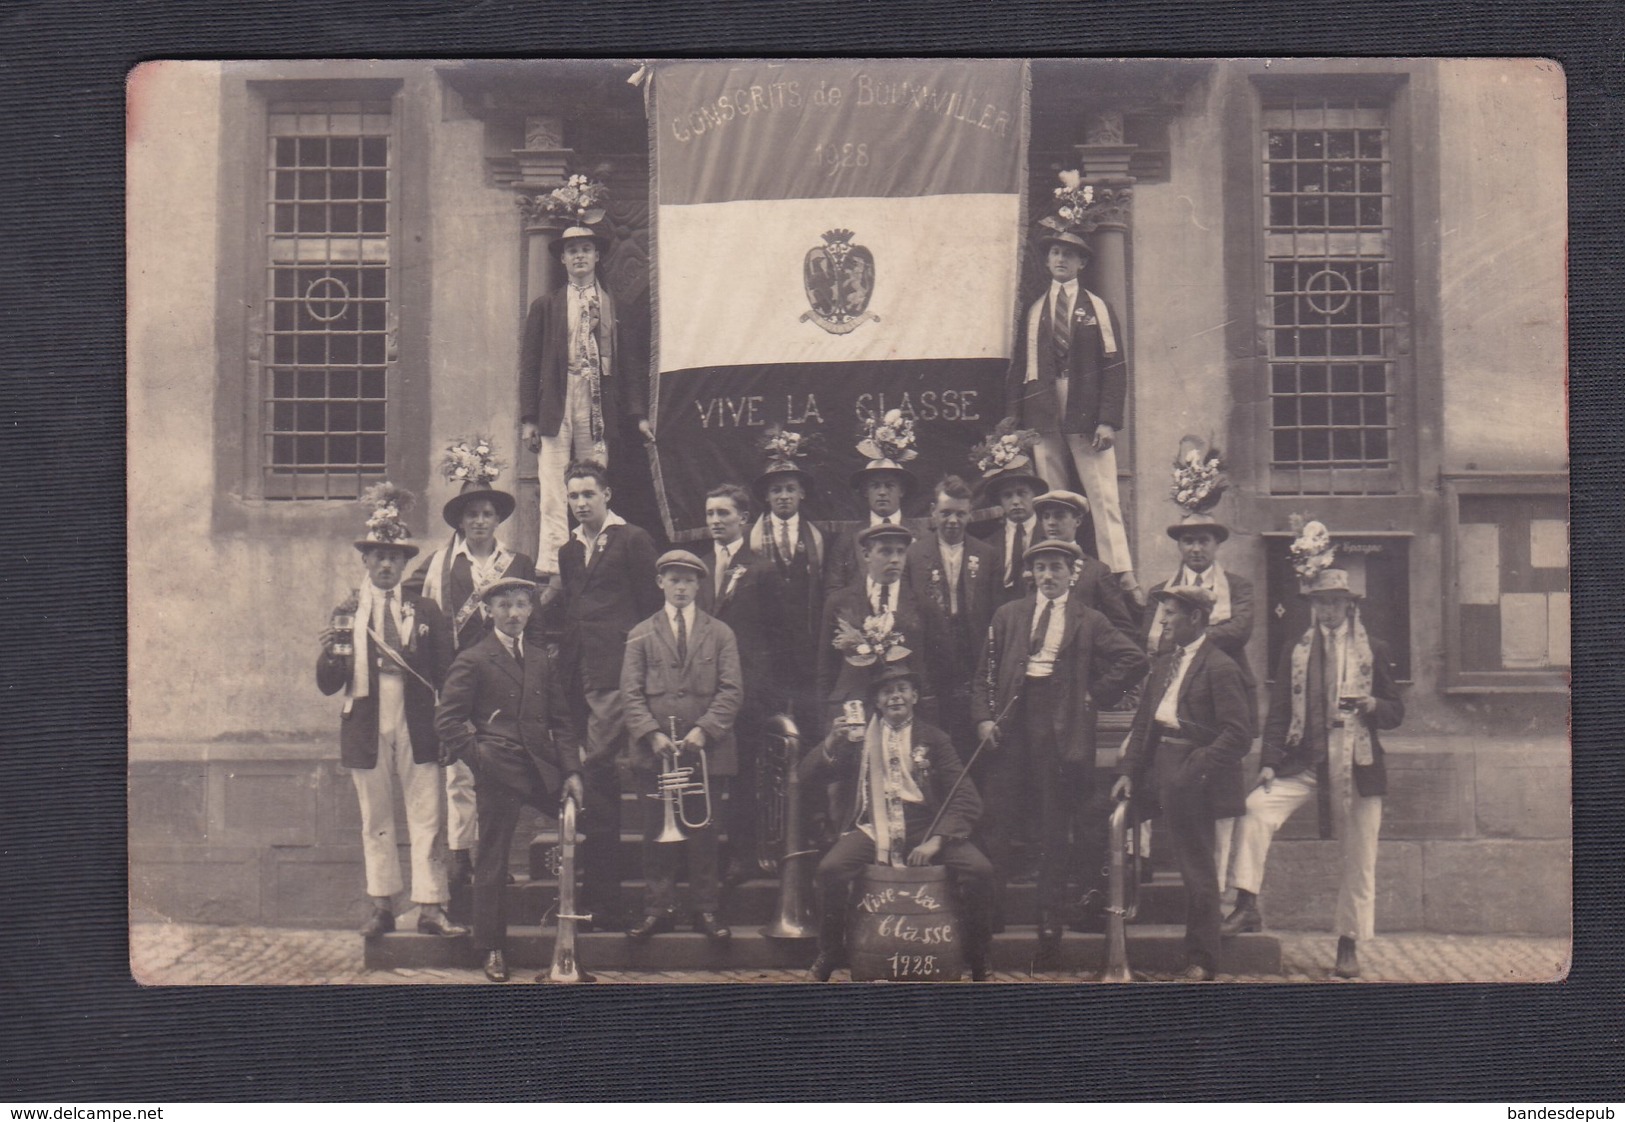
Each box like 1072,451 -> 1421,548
578,759 -> 624,923
814,829 -> 994,962
726,710 -> 761,875
982,676 -> 1095,925
1154,739 -> 1221,970
636,767 -> 721,916
470,773 -> 549,954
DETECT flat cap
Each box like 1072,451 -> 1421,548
1151,584 -> 1217,613
1032,489 -> 1090,516
856,522 -> 915,548
479,576 -> 538,601
655,549 -> 708,576
1023,538 -> 1085,564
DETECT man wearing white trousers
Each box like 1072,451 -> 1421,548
1221,566 -> 1404,978
1005,226 -> 1141,602
317,498 -> 466,941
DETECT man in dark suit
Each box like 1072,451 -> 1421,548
1006,226 -> 1140,601
1114,585 -> 1253,980
800,661 -> 995,982
698,483 -> 770,884
824,458 -> 917,595
435,577 -> 584,983
620,550 -> 745,942
971,464 -> 1047,607
317,503 -> 466,942
1032,489 -> 1139,640
972,538 -> 1148,955
904,475 -> 997,754
1221,567 -> 1405,979
519,225 -> 652,578
748,456 -> 828,742
554,459 -> 663,927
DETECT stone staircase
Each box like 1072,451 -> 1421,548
364,792 -> 1282,977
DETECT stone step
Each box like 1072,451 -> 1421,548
490,871 -> 1194,927
364,925 -> 1281,975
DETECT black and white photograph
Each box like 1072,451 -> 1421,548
126,56 -> 1570,985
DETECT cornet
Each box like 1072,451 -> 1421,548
655,717 -> 712,843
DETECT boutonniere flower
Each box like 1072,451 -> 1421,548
833,612 -> 911,668
910,743 -> 930,769
723,563 -> 747,594
967,556 -> 981,579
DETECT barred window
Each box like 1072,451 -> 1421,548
261,100 -> 394,499
1263,96 -> 1400,495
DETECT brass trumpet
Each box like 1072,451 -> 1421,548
655,717 -> 712,843
1098,791 -> 1143,983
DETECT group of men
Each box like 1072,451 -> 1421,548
313,221 -> 1405,983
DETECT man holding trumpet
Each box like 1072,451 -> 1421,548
620,550 -> 744,943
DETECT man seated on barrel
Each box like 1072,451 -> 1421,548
800,660 -> 995,982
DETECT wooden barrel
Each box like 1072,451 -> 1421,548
847,864 -> 965,982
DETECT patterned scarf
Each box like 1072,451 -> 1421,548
1024,287 -> 1117,384
1287,609 -> 1375,767
421,532 -> 514,639
346,582 -> 414,700
570,283 -> 610,458
856,717 -> 925,867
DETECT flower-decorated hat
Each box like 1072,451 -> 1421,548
1288,515 -> 1358,598
753,426 -> 818,501
1036,170 -> 1096,259
439,436 -> 516,528
1166,435 -> 1231,542
550,224 -> 609,257
867,658 -> 923,700
537,175 -> 610,255
971,418 -> 1047,501
850,409 -> 919,497
354,483 -> 421,559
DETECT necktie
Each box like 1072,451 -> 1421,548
716,550 -> 728,596
1008,522 -> 1027,588
511,638 -> 525,672
1053,285 -> 1073,363
1193,571 -> 1205,589
779,519 -> 793,563
675,609 -> 688,664
1029,598 -> 1053,657
877,582 -> 891,612
381,589 -> 402,652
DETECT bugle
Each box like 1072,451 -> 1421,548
542,790 -> 593,984
1098,790 -> 1142,983
655,717 -> 712,842
760,713 -> 817,940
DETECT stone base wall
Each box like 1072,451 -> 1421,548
129,736 -> 1571,935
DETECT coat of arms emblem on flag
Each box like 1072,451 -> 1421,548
801,228 -> 879,334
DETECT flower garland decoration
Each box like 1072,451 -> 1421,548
532,173 -> 609,225
1288,513 -> 1337,583
856,408 -> 918,464
834,611 -> 912,667
1169,434 -> 1229,515
359,482 -> 414,544
761,425 -> 814,464
1039,169 -> 1096,234
440,435 -> 505,486
970,416 -> 1042,476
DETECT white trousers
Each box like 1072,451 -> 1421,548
536,371 -> 607,576
1031,376 -> 1133,573
445,760 -> 477,852
1229,753 -> 1383,940
1215,816 -> 1237,890
349,673 -> 450,904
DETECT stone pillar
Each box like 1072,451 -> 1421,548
509,114 -> 574,561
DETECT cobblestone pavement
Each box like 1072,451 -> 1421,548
130,923 -> 1570,986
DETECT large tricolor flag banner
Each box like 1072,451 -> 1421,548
649,59 -> 1030,536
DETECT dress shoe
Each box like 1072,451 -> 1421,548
625,914 -> 675,940
969,959 -> 993,982
1333,937 -> 1361,979
809,953 -> 841,982
694,912 -> 732,943
1220,903 -> 1263,937
1177,962 -> 1214,982
359,907 -> 395,940
483,950 -> 509,983
417,910 -> 470,938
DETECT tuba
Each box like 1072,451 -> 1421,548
655,717 -> 712,842
760,713 -> 817,940
1098,791 -> 1142,983
542,790 -> 593,983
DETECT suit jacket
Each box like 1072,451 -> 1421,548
698,540 -> 769,708
1145,567 -> 1258,729
518,281 -> 648,437
904,531 -> 997,702
620,607 -> 745,776
316,591 -> 453,769
1119,640 -> 1254,820
749,514 -> 827,701
1261,630 -> 1404,802
797,720 -> 982,842
976,517 -> 1043,607
405,544 -> 541,651
557,518 -> 663,693
1006,285 -> 1127,436
434,631 -> 579,806
818,579 -> 951,711
972,594 -> 1149,765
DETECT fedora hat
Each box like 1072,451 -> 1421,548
867,658 -> 923,700
1166,511 -> 1231,544
549,224 -> 609,256
979,465 -> 1049,504
1036,227 -> 1093,259
1302,567 -> 1361,599
849,457 -> 918,499
442,480 -> 517,529
754,457 -> 817,502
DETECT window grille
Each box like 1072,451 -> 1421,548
261,99 -> 393,499
1263,96 -> 1399,495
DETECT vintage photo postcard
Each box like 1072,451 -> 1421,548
128,57 -> 1569,985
